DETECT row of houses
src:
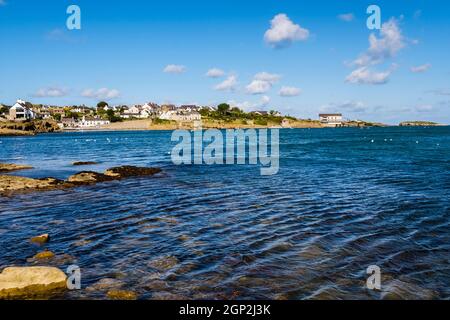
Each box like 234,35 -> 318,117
59,116 -> 110,129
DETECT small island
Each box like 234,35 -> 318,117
399,121 -> 442,127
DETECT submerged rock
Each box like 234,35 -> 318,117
148,255 -> 180,272
33,250 -> 55,260
0,163 -> 33,173
0,266 -> 67,299
381,279 -> 438,300
72,161 -> 99,166
106,289 -> 138,300
30,234 -> 50,245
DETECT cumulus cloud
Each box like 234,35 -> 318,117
264,13 -> 310,48
346,18 -> 404,85
206,68 -> 225,78
81,88 -> 120,100
338,13 -> 355,22
352,18 -> 405,67
346,67 -> 392,85
411,63 -> 431,73
246,80 -> 272,95
254,72 -> 281,84
32,87 -> 68,98
214,75 -> 237,91
246,72 -> 281,95
279,86 -> 301,97
163,64 -> 186,74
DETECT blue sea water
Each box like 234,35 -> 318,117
0,126 -> 449,299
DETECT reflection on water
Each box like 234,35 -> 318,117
1,127 -> 450,299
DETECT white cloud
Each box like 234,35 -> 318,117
214,75 -> 237,91
279,86 -> 301,97
411,63 -> 431,73
245,72 -> 281,95
33,87 -> 68,98
254,72 -> 281,84
346,67 -> 392,85
246,80 -> 272,95
206,68 -> 225,78
163,64 -> 186,74
353,18 -> 405,67
81,88 -> 120,100
338,13 -> 355,22
264,13 -> 310,48
346,18 -> 404,85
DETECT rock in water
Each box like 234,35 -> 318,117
0,175 -> 64,195
0,266 -> 67,299
33,250 -> 55,260
30,234 -> 50,244
0,163 -> 33,173
67,171 -> 115,185
104,166 -> 162,178
72,161 -> 99,166
106,289 -> 138,300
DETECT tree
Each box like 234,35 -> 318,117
217,103 -> 230,115
97,101 -> 108,110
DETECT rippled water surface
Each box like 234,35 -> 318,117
1,127 -> 450,299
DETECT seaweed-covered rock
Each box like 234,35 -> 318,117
0,266 -> 67,299
104,166 -> 162,178
67,171 -> 115,185
72,161 -> 99,166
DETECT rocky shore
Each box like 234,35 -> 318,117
0,163 -> 162,196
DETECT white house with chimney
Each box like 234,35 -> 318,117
9,99 -> 35,121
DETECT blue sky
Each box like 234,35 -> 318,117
0,0 -> 449,124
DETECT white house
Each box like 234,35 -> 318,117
319,113 -> 343,127
9,99 -> 35,121
159,110 -> 201,122
121,105 -> 145,119
79,116 -> 110,128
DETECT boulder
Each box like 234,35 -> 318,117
30,234 -> 50,244
0,266 -> 67,299
0,163 -> 33,173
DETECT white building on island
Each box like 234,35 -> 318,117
319,113 -> 343,127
